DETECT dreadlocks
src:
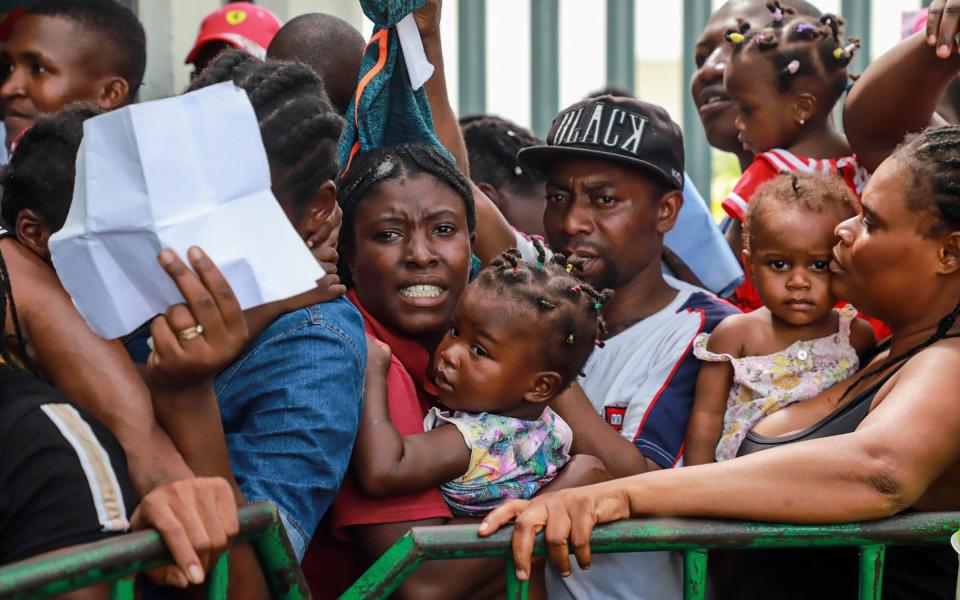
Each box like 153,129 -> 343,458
474,239 -> 613,388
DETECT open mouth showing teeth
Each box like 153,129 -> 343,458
703,96 -> 727,106
400,285 -> 443,298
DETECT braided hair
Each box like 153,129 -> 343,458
743,171 -> 856,252
896,127 -> 960,239
727,4 -> 859,109
336,143 -> 476,285
187,50 -> 343,214
474,239 -> 613,388
459,114 -> 545,192
836,126 -> 960,402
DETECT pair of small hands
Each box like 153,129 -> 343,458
926,0 -> 960,59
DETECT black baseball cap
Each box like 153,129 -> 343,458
519,95 -> 685,189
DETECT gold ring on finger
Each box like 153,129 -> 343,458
176,324 -> 204,341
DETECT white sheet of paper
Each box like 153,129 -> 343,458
49,82 -> 324,339
396,14 -> 434,90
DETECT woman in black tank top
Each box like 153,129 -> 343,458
479,127 -> 960,600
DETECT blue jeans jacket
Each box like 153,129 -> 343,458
214,297 -> 366,560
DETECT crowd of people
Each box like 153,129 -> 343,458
0,0 -> 958,598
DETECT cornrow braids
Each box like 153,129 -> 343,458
475,239 -> 613,388
187,50 -> 344,213
336,143 -> 477,285
895,126 -> 960,238
743,171 -> 856,252
459,114 -> 545,191
727,12 -> 857,106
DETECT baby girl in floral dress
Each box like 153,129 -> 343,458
685,173 -> 876,464
354,243 -> 612,516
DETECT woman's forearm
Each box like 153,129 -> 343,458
844,32 -> 960,172
614,435 -> 905,523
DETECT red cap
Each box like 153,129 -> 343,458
185,2 -> 281,64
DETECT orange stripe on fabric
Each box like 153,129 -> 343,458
341,141 -> 361,177
354,28 -> 390,128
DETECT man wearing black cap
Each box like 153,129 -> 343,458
518,96 -> 738,598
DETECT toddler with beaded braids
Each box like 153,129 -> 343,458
721,2 -> 871,313
354,240 -> 612,517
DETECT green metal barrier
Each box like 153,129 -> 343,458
341,511 -> 960,600
0,501 -> 310,600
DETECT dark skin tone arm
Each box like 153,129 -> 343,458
844,31 -> 960,173
353,336 -> 471,498
683,317 -> 740,466
416,0 -> 519,265
480,338 -> 960,581
551,384 -> 660,478
0,238 -> 194,495
146,247 -> 269,600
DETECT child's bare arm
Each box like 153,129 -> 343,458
684,319 -> 740,466
352,337 -> 471,498
539,455 -> 611,493
850,317 -> 878,362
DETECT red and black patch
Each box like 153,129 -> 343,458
604,406 -> 626,432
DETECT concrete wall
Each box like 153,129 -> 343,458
137,0 -> 367,101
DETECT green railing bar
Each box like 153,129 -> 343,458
250,518 -> 312,599
504,555 -> 528,600
0,501 -> 292,600
341,511 -> 960,598
858,544 -> 885,600
681,0 -> 714,203
530,0 -> 559,137
841,0 -> 871,76
683,549 -> 708,600
457,0 -> 486,116
206,552 -> 229,600
605,0 -> 635,92
338,533 -> 420,600
109,577 -> 134,600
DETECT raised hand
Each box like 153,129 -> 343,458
926,0 -> 960,58
146,247 -> 249,392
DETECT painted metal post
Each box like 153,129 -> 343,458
681,0 -> 713,201
606,0 -> 635,93
531,0 -> 560,137
108,578 -> 134,600
683,549 -> 708,600
504,556 -> 530,600
205,553 -> 229,600
858,544 -> 886,600
458,0 -> 486,117
841,0 -> 871,76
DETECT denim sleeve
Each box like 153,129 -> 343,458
214,300 -> 366,560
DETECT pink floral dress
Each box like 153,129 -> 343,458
693,305 -> 861,461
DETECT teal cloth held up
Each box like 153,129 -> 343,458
338,0 -> 451,172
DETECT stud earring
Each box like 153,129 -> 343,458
798,118 -> 805,125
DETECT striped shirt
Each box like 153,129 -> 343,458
723,148 -> 869,221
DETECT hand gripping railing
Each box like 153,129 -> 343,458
0,501 -> 311,600
340,512 -> 960,600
